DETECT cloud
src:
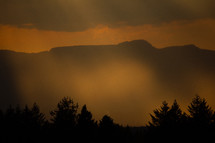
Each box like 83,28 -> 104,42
1,19 -> 215,52
0,0 -> 215,32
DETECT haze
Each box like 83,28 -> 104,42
0,1 -> 215,126
0,40 -> 215,126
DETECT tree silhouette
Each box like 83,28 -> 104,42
168,100 -> 186,127
149,101 -> 170,127
32,103 -> 46,126
149,100 -> 185,128
21,103 -> 45,143
188,95 -> 214,127
0,96 -> 215,142
4,105 -> 18,134
22,103 -> 45,129
0,103 -> 46,143
99,115 -> 121,142
99,115 -> 115,129
49,97 -> 79,142
78,104 -> 96,129
50,97 -> 78,129
77,105 -> 97,141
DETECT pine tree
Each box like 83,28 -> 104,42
50,97 -> 78,129
149,101 -> 170,127
78,105 -> 95,128
188,95 -> 214,127
149,100 -> 186,128
168,100 -> 185,126
77,105 -> 97,140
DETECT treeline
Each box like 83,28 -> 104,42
0,95 -> 215,143
146,95 -> 215,142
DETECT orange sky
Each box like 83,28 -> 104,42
0,18 -> 215,53
1,0 -> 215,126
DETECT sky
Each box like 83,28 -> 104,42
1,0 -> 215,125
0,0 -> 215,52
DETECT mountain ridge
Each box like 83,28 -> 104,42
0,40 -> 214,54
0,39 -> 215,126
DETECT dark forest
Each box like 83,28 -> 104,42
1,95 -> 215,143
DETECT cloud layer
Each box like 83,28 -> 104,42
1,0 -> 215,31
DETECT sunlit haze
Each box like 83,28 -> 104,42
0,0 -> 215,126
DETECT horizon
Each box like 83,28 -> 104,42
1,39 -> 215,54
1,1 -> 215,52
0,0 -> 215,127
0,40 -> 215,126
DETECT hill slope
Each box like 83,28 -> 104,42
0,40 -> 215,125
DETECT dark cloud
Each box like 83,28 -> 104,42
0,0 -> 215,31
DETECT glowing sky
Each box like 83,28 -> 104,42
1,0 -> 215,126
0,0 -> 215,52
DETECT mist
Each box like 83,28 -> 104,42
0,40 -> 215,126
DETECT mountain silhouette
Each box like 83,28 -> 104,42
0,40 -> 215,125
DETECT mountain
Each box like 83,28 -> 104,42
0,40 -> 215,126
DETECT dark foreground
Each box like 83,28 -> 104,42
0,95 -> 215,143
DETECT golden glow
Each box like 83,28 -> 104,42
0,19 -> 215,53
1,0 -> 215,127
